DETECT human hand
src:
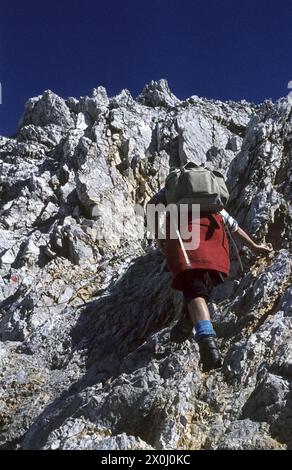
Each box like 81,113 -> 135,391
251,243 -> 273,256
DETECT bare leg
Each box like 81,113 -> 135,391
187,296 -> 211,325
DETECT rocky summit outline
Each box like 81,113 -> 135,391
0,79 -> 291,450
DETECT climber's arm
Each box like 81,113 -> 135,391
233,226 -> 273,255
147,187 -> 167,206
220,209 -> 273,255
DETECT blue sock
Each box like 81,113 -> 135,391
194,320 -> 216,342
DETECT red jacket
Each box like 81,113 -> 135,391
164,212 -> 230,290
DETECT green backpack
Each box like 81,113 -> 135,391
165,162 -> 229,213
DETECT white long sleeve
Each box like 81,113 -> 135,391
220,209 -> 239,232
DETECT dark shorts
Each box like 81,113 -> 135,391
174,269 -> 225,302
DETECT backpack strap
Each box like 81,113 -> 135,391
224,223 -> 244,274
181,162 -> 200,170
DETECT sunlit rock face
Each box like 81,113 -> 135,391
0,79 -> 291,450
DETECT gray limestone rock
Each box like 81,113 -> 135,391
137,79 -> 181,108
20,90 -> 74,129
0,79 -> 291,450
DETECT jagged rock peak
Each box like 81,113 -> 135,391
20,89 -> 75,129
109,88 -> 135,108
91,85 -> 109,102
137,78 -> 181,108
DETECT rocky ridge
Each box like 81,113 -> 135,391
0,79 -> 291,450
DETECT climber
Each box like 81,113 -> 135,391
147,186 -> 272,373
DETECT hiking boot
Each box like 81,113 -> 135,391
198,336 -> 222,372
170,302 -> 193,343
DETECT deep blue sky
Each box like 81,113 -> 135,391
0,0 -> 291,137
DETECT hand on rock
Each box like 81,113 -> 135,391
252,243 -> 273,256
